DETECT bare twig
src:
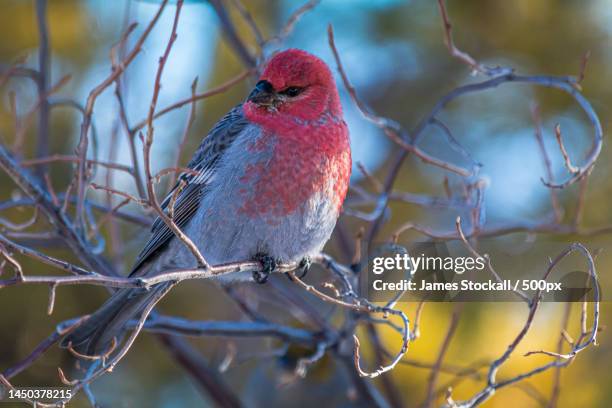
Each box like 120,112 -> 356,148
74,0 -> 169,231
553,123 -> 579,174
577,50 -> 591,85
130,70 -> 251,133
141,0 -> 208,269
0,56 -> 30,88
422,305 -> 463,408
228,0 -> 265,48
267,1 -> 322,46
208,0 -> 257,68
531,103 -> 563,222
436,0 -> 511,76
34,0 -> 51,175
446,243 -> 599,408
169,77 -> 199,189
21,154 -> 134,175
455,216 -> 530,303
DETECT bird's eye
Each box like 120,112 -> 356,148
280,87 -> 303,97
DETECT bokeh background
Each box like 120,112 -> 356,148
0,0 -> 611,407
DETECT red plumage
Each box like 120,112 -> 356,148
243,49 -> 351,216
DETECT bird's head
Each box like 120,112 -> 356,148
244,49 -> 342,123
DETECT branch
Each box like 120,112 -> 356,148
141,0 -> 208,269
436,0 -> 512,77
553,123 -> 580,174
73,0 -> 169,231
130,70 -> 251,133
446,243 -> 600,407
208,0 -> 256,68
0,143 -> 115,276
34,0 -> 51,174
531,103 -> 563,222
140,315 -> 324,346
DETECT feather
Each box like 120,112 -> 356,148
130,104 -> 249,276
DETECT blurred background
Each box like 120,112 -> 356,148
0,0 -> 610,407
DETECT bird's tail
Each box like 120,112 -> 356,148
60,283 -> 169,356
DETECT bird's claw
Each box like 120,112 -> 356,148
287,256 -> 311,281
297,256 -> 311,279
253,253 -> 277,284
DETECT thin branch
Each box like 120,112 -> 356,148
436,0 -> 511,77
21,154 -> 134,175
0,144 -> 116,276
577,50 -> 591,85
531,103 -> 563,222
74,0 -> 169,231
266,0 -> 322,46
169,77 -> 198,190
208,0 -> 257,68
447,243 -> 600,408
422,305 -> 463,408
34,0 -> 51,175
0,56 -> 31,87
142,0 -> 208,269
228,0 -> 265,48
130,70 -> 251,133
456,216 -> 530,303
141,315 -> 322,345
553,124 -> 579,174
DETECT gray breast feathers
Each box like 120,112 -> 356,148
129,104 -> 252,276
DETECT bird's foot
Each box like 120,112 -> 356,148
297,256 -> 311,279
252,253 -> 277,284
287,256 -> 311,281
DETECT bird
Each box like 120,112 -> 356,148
61,49 -> 352,356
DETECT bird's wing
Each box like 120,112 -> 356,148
130,104 -> 249,276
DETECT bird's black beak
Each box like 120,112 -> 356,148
247,80 -> 277,106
